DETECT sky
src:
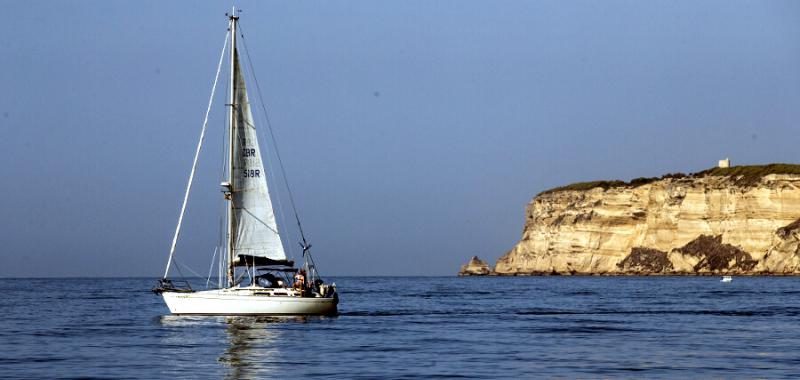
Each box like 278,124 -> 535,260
1,1 -> 799,277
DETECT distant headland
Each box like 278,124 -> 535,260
461,163 -> 800,276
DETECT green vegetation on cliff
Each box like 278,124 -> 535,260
695,164 -> 800,187
539,163 -> 800,196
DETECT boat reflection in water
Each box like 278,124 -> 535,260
220,316 -> 288,379
159,315 -> 333,379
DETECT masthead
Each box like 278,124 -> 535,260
227,6 -> 240,20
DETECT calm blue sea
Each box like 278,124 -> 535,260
1,276 -> 799,379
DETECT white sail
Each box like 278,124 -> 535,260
230,49 -> 287,264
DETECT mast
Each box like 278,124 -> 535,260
227,8 -> 239,287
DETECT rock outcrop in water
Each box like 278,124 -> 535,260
494,164 -> 800,275
459,256 -> 493,276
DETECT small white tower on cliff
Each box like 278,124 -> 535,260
718,158 -> 731,168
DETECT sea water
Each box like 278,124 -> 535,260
1,276 -> 799,379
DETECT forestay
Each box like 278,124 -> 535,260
230,48 -> 287,264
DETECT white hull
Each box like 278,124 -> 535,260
161,288 -> 337,315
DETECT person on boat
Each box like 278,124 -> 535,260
294,269 -> 306,290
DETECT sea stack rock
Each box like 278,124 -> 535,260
459,256 -> 492,276
495,164 -> 800,275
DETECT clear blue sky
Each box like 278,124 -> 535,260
1,1 -> 799,277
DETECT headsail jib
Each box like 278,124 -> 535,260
229,32 -> 288,265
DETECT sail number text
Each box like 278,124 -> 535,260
241,143 -> 260,178
243,169 -> 261,178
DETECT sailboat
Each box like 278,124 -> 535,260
153,10 -> 338,315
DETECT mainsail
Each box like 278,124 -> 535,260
230,48 -> 288,265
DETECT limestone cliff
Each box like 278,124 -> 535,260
495,165 -> 800,275
459,256 -> 493,276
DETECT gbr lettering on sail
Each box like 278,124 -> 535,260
241,137 -> 261,178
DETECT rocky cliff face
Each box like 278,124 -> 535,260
496,167 -> 800,275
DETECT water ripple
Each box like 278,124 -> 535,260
0,276 -> 799,378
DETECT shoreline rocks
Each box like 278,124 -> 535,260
459,256 -> 493,276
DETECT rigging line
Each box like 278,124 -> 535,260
238,25 -> 310,248
233,271 -> 248,286
173,260 -> 188,282
306,244 -> 325,280
163,30 -> 230,279
175,258 -> 206,279
206,247 -> 218,288
215,41 -> 231,290
239,206 -> 280,235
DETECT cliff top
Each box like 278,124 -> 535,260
539,163 -> 800,196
